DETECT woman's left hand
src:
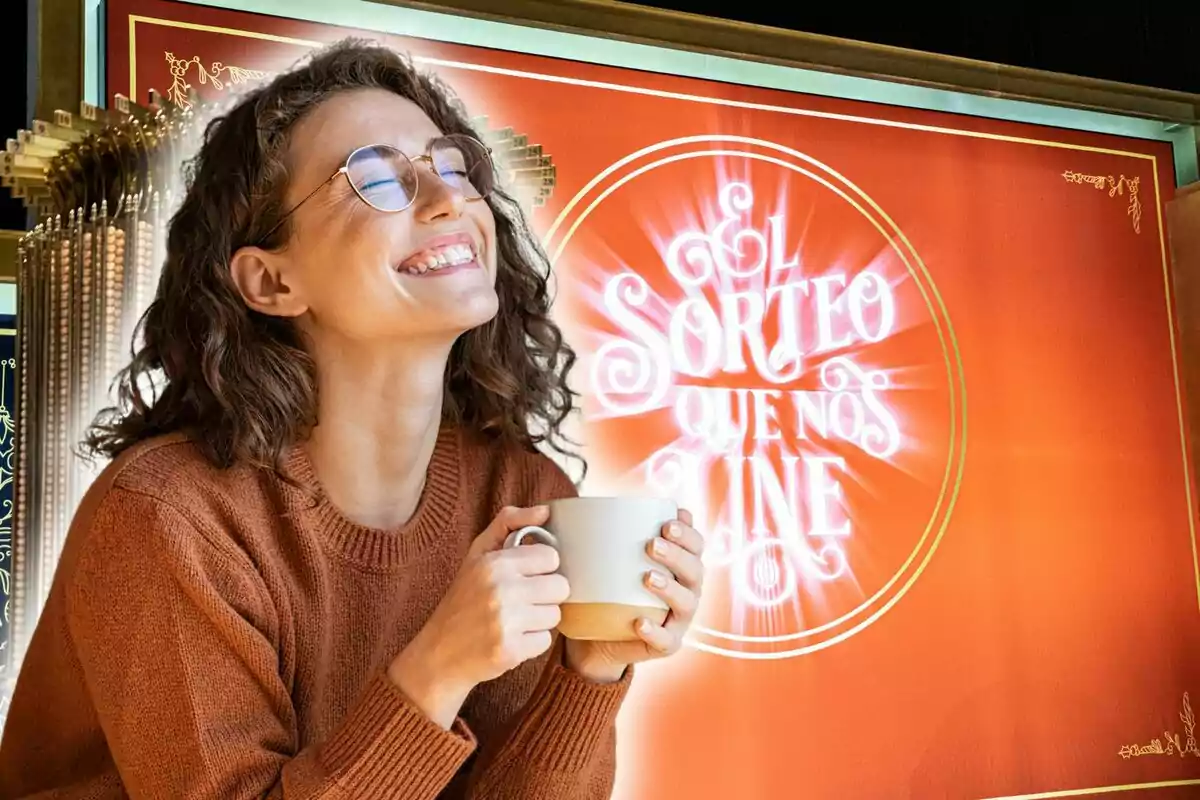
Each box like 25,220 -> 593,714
564,508 -> 705,683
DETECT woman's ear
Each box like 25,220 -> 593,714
229,246 -> 309,318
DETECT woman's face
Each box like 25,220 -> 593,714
239,87 -> 500,346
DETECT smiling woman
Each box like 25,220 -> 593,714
91,45 -> 566,473
0,39 -> 706,799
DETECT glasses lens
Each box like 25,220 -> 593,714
430,136 -> 494,200
346,145 -> 417,212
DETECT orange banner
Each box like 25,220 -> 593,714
107,1 -> 1200,797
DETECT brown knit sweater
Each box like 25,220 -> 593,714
0,425 -> 628,799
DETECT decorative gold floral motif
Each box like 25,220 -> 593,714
1119,693 -> 1200,759
1062,169 -> 1142,234
0,356 -> 13,633
164,52 -> 268,110
0,354 -> 13,733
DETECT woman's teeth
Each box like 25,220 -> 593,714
398,244 -> 477,275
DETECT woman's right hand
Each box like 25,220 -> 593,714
387,505 -> 569,728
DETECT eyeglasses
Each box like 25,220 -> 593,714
256,134 -> 495,246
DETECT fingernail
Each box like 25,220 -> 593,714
665,523 -> 681,540
652,538 -> 667,556
647,570 -> 667,588
638,618 -> 652,633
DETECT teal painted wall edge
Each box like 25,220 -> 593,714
85,0 -> 104,111
86,0 -> 1197,185
0,284 -> 17,316
1173,128 -> 1199,185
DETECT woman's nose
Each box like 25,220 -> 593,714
410,162 -> 467,223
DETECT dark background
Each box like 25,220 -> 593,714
638,5 -> 1200,95
1,0 -> 30,232
1,2 -> 1197,232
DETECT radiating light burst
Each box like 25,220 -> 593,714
554,142 -> 960,658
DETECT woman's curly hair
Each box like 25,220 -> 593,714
86,39 -> 579,471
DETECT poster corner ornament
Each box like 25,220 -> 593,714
546,134 -> 967,661
1061,169 -> 1143,234
1117,692 -> 1200,760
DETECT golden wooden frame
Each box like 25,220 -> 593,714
377,0 -> 1200,133
0,232 -> 19,281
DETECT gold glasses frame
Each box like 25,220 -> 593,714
255,133 -> 494,246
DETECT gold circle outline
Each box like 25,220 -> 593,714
554,147 -> 954,645
546,136 -> 967,658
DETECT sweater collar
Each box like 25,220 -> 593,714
277,423 -> 462,569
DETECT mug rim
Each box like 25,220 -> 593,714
547,495 -> 678,506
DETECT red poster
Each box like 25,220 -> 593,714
106,1 -> 1200,797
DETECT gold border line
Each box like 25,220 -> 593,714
128,15 -> 1161,163
417,54 -> 1159,161
122,12 -> 1198,800
981,777 -> 1200,799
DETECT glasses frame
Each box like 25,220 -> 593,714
254,135 -> 494,247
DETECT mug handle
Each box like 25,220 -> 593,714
503,525 -> 559,550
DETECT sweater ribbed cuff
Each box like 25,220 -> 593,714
503,661 -> 631,773
321,674 -> 476,798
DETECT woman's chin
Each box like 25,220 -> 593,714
433,292 -> 501,336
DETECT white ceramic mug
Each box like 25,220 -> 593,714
504,497 -> 677,641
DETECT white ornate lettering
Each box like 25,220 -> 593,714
588,181 -> 903,604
